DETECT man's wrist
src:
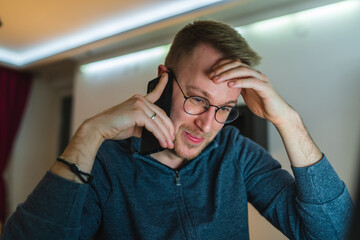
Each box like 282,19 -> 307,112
273,108 -> 301,132
50,119 -> 104,183
273,109 -> 322,167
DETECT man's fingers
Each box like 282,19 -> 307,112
141,72 -> 174,146
136,96 -> 174,148
229,77 -> 277,100
148,113 -> 175,148
145,72 -> 168,103
209,59 -> 237,79
228,77 -> 265,90
213,66 -> 263,83
143,101 -> 175,142
142,117 -> 169,148
141,108 -> 174,149
151,107 -> 175,140
209,59 -> 265,84
211,58 -> 242,70
210,59 -> 235,72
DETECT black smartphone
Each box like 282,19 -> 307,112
140,70 -> 174,155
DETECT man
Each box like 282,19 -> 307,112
1,20 -> 353,239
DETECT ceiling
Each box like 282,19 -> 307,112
0,0 -> 339,70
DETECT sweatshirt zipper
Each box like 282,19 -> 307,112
174,170 -> 196,239
175,170 -> 181,186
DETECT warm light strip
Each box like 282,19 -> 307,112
0,0 -> 221,67
80,45 -> 170,74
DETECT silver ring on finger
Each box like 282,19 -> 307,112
150,113 -> 157,120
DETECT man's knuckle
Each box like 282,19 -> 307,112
158,108 -> 166,116
133,96 -> 146,106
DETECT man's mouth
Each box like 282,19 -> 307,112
184,131 -> 205,144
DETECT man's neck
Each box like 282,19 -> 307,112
151,150 -> 185,169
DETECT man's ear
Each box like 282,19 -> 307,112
157,65 -> 168,76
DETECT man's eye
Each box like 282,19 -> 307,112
193,97 -> 203,103
219,106 -> 231,112
190,97 -> 206,105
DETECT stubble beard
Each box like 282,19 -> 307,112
169,126 -> 213,161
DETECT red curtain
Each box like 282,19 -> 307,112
0,66 -> 32,223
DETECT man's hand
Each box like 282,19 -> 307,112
209,59 -> 322,167
89,72 -> 174,147
209,59 -> 294,127
51,73 -> 174,182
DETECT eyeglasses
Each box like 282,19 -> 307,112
171,70 -> 240,124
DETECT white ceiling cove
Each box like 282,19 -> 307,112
0,0 -> 340,69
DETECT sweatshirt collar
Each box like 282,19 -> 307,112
130,135 -> 219,162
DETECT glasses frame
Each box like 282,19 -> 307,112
170,69 -> 239,124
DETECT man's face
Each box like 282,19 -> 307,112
168,43 -> 241,160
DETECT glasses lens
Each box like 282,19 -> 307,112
216,107 -> 239,124
184,96 -> 209,115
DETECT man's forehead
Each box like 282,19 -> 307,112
175,43 -> 240,104
177,43 -> 224,70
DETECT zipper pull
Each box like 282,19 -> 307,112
174,170 -> 181,186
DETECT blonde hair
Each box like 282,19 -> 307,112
165,20 -> 261,68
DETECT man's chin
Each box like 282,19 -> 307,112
170,139 -> 207,161
171,126 -> 215,160
169,148 -> 200,161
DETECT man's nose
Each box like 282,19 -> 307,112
194,107 -> 216,133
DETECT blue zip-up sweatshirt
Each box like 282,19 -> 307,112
2,126 -> 353,239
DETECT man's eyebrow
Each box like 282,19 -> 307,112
186,85 -> 238,106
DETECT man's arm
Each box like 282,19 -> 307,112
274,109 -> 323,167
209,59 -> 353,238
2,73 -> 175,239
51,72 -> 174,183
242,137 -> 353,239
209,58 -> 322,167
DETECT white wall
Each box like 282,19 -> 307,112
73,49 -> 168,129
244,3 -> 360,191
74,2 -> 360,239
244,6 -> 360,238
4,77 -> 61,214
